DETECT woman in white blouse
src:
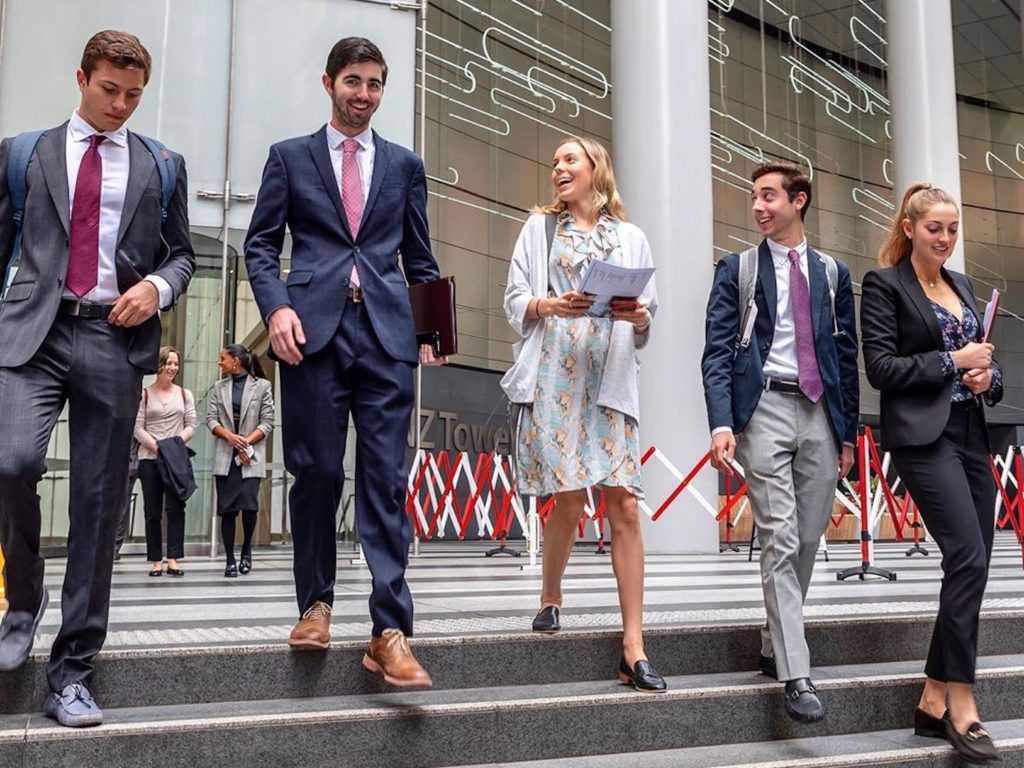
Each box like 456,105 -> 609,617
134,347 -> 197,577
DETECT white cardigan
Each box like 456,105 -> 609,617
500,212 -> 658,423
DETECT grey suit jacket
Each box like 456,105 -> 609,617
0,123 -> 195,372
206,375 -> 275,478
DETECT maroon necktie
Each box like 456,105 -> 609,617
66,134 -> 105,297
788,250 -> 824,403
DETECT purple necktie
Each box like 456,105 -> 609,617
788,250 -> 824,403
66,134 -> 105,298
341,138 -> 363,287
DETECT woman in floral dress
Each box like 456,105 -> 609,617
501,136 -> 663,692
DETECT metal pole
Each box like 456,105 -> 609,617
410,0 -> 429,559
210,0 -> 239,559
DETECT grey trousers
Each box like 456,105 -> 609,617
0,313 -> 142,692
735,389 -> 837,681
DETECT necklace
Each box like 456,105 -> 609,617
916,275 -> 938,290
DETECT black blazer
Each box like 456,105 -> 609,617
860,257 -> 1002,449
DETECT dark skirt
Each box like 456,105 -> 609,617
216,461 -> 260,515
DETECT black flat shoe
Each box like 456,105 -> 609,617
531,605 -> 560,633
759,654 -> 778,680
618,657 -> 667,693
239,557 -> 252,575
913,707 -> 949,739
148,568 -> 162,577
166,567 -> 185,577
945,719 -> 1001,763
784,678 -> 825,723
224,564 -> 238,578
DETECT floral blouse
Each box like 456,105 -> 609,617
931,300 -> 1002,404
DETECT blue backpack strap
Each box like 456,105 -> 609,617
3,129 -> 46,293
133,133 -> 176,224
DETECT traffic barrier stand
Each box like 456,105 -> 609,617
581,488 -> 607,555
991,447 -> 1024,569
837,427 -> 897,581
719,473 -> 749,553
486,455 -> 525,557
902,496 -> 928,557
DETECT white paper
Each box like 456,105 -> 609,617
577,262 -> 655,317
982,288 -> 1000,342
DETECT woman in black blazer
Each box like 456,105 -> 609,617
861,183 -> 1002,764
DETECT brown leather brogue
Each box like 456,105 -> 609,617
362,628 -> 433,688
288,601 -> 331,650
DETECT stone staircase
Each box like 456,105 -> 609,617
2,613 -> 1024,767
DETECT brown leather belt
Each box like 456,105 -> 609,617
346,286 -> 364,303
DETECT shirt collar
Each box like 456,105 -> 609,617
326,123 -> 373,152
68,110 -> 128,148
766,237 -> 807,265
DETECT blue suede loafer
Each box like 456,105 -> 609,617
0,587 -> 49,672
43,683 -> 104,728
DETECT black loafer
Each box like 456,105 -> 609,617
945,719 -> 1001,763
784,678 -> 825,723
224,564 -> 238,578
759,654 -> 778,680
618,657 -> 667,693
239,557 -> 252,575
166,567 -> 185,577
531,605 -> 560,633
913,707 -> 949,739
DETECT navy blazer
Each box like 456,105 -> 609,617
244,127 -> 440,364
701,240 -> 860,449
860,258 -> 1001,449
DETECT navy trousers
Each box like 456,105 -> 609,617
280,299 -> 415,636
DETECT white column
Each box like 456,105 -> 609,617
886,0 -> 965,270
611,0 -> 717,552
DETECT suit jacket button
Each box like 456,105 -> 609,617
342,277 -> 349,287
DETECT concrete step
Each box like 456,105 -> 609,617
4,611 -> 1024,715
453,719 -> 1024,767
2,654 -> 1023,767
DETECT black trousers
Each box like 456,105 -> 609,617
137,459 -> 186,561
891,400 -> 995,684
280,300 -> 415,636
0,314 -> 141,691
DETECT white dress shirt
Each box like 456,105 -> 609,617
65,111 -> 171,307
761,238 -> 810,381
325,122 -> 374,205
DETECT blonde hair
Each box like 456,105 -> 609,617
534,136 -> 627,222
878,183 -> 959,267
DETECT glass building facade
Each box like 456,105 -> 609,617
0,0 -> 1020,548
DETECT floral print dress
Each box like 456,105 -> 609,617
517,212 -> 644,498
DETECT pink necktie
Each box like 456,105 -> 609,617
341,139 -> 363,287
788,250 -> 824,403
66,134 -> 105,297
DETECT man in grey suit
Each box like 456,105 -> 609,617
0,30 -> 194,727
701,162 -> 859,723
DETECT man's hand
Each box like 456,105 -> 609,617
419,344 -> 448,367
109,281 -> 160,327
709,430 -> 736,475
838,444 -> 854,479
268,306 -> 306,365
236,446 -> 252,466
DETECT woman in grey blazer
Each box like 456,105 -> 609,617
207,345 -> 275,577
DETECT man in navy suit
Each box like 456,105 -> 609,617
701,162 -> 858,722
245,37 -> 443,688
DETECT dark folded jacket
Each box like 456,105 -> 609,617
155,436 -> 197,502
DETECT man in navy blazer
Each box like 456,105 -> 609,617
701,162 -> 858,722
245,37 -> 442,688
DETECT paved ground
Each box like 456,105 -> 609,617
5,533 -> 1024,649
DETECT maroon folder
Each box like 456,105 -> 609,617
409,276 -> 458,356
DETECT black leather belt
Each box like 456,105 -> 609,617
765,377 -> 803,396
59,299 -> 112,320
346,286 -> 363,303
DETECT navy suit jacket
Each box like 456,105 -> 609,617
701,240 -> 860,450
244,126 -> 440,364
